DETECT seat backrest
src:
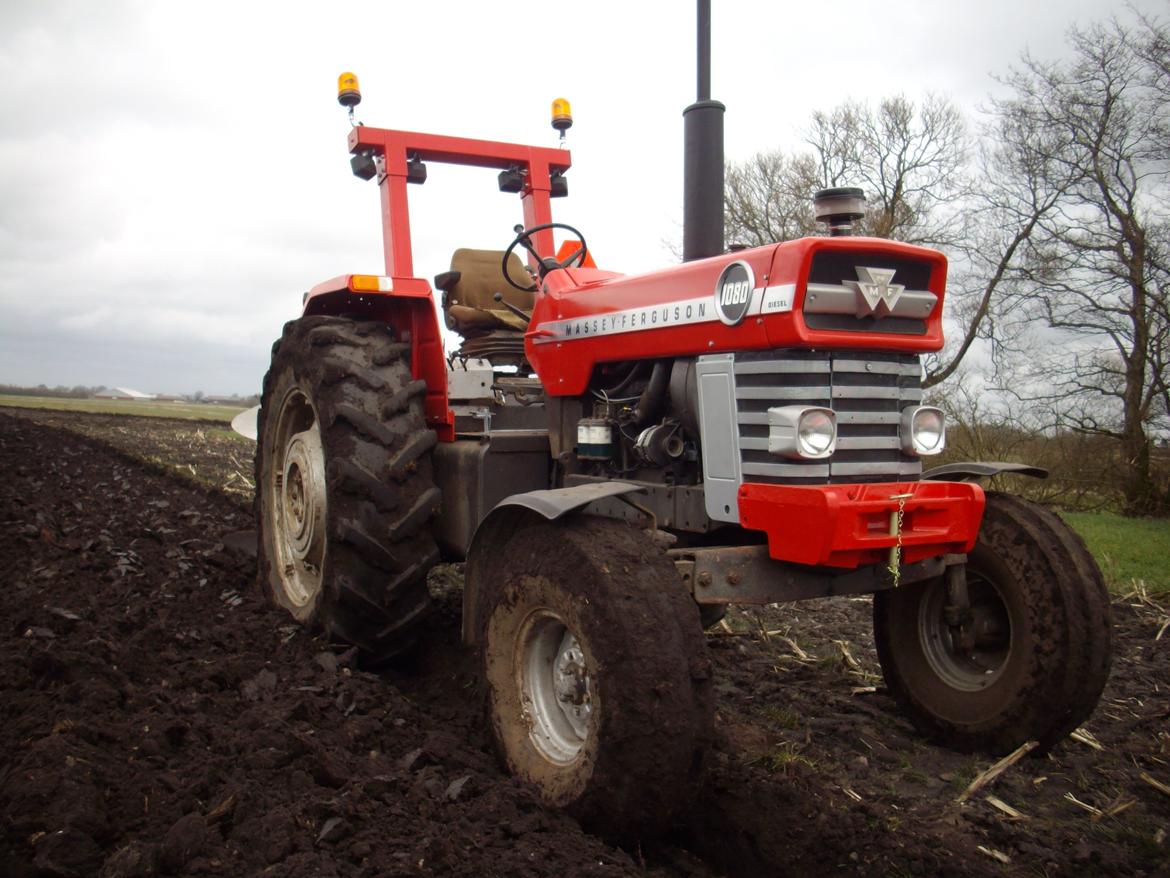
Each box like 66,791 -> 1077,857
446,248 -> 534,313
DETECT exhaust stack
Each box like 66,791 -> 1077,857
813,187 -> 867,236
682,0 -> 725,262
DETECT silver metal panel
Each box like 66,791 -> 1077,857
696,355 -> 742,523
836,411 -> 903,425
709,348 -> 925,492
742,461 -> 831,478
737,412 -> 772,425
446,358 -> 495,400
735,360 -> 830,375
804,283 -> 937,319
832,460 -> 923,477
832,386 -> 922,401
736,385 -> 830,400
833,359 -> 922,376
835,436 -> 902,450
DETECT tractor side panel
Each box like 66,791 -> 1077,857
432,435 -> 551,559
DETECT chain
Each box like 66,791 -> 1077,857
887,493 -> 913,587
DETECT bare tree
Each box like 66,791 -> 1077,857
923,88 -> 1079,388
724,151 -> 819,247
808,96 -> 970,245
722,95 -> 1054,390
990,17 -> 1170,514
724,95 -> 970,248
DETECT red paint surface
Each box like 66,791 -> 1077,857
737,480 -> 985,568
526,236 -> 947,396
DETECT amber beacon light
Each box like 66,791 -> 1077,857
551,97 -> 572,145
338,72 -> 362,107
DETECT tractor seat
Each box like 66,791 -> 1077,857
434,248 -> 535,337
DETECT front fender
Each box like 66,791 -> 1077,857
922,461 -> 1048,483
461,482 -> 642,645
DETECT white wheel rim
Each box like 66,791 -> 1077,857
269,387 -> 327,608
517,610 -> 593,765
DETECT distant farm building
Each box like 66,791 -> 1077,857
94,387 -> 155,401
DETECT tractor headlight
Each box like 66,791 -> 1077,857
768,406 -> 837,460
901,406 -> 946,456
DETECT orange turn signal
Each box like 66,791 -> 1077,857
350,275 -> 391,292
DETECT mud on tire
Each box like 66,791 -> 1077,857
478,516 -> 714,837
874,492 -> 1112,754
256,316 -> 440,661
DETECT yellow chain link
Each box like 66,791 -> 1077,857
887,493 -> 912,586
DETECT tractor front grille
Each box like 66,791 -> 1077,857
732,349 -> 923,486
802,251 -> 936,335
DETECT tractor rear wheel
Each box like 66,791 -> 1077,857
873,492 -> 1111,754
478,516 -> 713,836
256,316 -> 440,661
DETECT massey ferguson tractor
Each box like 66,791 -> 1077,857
254,6 -> 1111,833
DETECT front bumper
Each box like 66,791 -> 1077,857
737,480 -> 985,568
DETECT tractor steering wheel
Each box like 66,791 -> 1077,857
503,222 -> 589,292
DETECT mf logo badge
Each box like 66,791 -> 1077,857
714,260 -> 754,326
845,266 -> 905,317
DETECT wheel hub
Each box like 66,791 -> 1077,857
269,388 -> 327,609
519,611 -> 593,764
552,631 -> 591,737
919,574 -> 1012,691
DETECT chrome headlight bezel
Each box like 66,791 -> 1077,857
901,405 -> 946,456
768,405 -> 837,460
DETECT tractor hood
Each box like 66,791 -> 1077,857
526,236 -> 947,396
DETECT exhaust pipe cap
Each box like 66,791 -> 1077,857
813,187 -> 866,236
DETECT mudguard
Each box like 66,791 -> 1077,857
922,461 -> 1049,482
462,482 -> 642,644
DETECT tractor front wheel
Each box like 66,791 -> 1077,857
478,516 -> 713,836
256,316 -> 440,661
873,492 -> 1111,754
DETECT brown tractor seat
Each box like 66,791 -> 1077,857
434,248 -> 535,337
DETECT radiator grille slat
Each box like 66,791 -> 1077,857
737,386 -> 831,400
732,350 -> 922,485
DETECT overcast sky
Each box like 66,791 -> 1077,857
0,0 -> 1161,395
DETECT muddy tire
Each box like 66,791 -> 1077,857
874,492 -> 1111,754
479,516 -> 713,836
256,316 -> 439,661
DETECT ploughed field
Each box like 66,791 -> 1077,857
1,408 -> 1168,878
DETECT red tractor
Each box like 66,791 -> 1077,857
255,22 -> 1110,833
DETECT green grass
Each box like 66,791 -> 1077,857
1062,511 -> 1170,596
746,745 -> 817,775
0,395 -> 245,422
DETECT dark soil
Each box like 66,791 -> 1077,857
2,410 -> 1168,877
0,408 -> 254,504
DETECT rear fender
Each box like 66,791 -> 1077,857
303,274 -> 453,441
462,482 -> 642,644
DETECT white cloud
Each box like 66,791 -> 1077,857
0,0 -> 1163,394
